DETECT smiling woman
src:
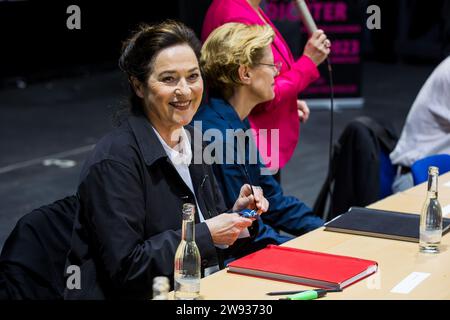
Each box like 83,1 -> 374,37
62,20 -> 269,300
118,21 -> 204,147
132,44 -> 203,147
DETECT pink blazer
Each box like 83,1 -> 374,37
202,0 -> 319,170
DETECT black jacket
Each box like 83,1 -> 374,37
65,113 -> 257,299
314,117 -> 398,221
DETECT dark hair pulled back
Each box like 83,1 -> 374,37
118,20 -> 201,114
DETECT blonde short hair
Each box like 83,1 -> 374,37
200,23 -> 275,99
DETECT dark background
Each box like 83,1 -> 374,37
1,0 -> 449,85
1,1 -> 179,83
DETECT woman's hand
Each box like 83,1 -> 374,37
303,29 -> 331,66
297,99 -> 310,123
205,214 -> 253,246
232,184 -> 269,216
205,185 -> 269,246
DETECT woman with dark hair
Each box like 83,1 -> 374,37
64,20 -> 267,300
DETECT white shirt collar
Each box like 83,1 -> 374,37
152,126 -> 192,166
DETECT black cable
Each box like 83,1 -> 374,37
240,163 -> 257,204
235,131 -> 257,208
326,57 -> 335,221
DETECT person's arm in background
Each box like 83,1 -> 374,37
212,153 -> 323,236
257,165 -> 324,236
427,57 -> 450,131
212,162 -> 243,210
260,30 -> 331,113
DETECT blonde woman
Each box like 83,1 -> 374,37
193,23 -> 323,255
202,0 -> 331,180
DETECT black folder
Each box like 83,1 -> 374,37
325,207 -> 450,243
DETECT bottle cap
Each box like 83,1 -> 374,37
182,203 -> 196,213
182,203 -> 196,220
153,276 -> 169,285
429,166 -> 439,175
152,276 -> 170,300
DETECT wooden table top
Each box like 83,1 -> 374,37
193,173 -> 450,300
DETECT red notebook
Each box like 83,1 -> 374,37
227,245 -> 378,289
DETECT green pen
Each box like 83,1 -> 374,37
280,289 -> 328,300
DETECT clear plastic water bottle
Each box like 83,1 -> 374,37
174,203 -> 201,300
419,166 -> 443,253
152,276 -> 170,300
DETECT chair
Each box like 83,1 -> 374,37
0,195 -> 77,299
314,117 -> 398,221
379,150 -> 397,199
411,154 -> 450,185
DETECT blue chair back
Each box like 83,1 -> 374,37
379,150 -> 396,199
411,154 -> 450,185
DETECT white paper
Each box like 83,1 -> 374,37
444,181 -> 450,188
443,205 -> 450,217
390,272 -> 430,294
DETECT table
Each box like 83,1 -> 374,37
196,173 -> 450,300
